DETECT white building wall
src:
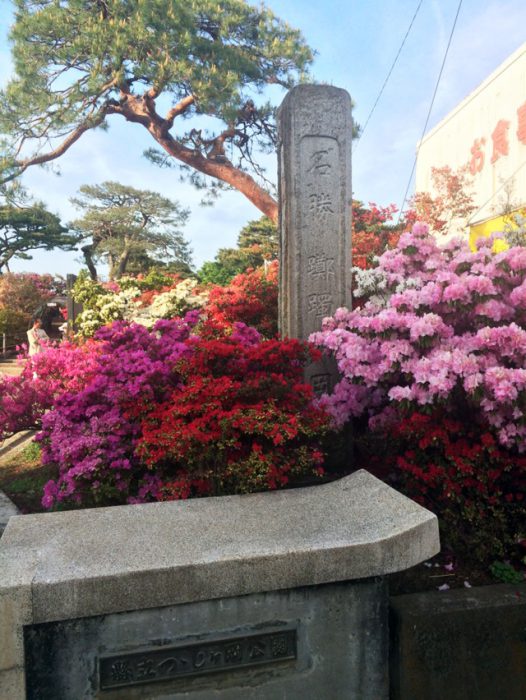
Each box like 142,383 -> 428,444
415,42 -> 526,226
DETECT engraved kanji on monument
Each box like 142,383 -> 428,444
278,85 -> 352,393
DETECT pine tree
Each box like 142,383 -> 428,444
1,1 -> 315,223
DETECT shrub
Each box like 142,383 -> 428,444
0,272 -> 57,313
72,271 -> 208,336
137,322 -> 331,497
312,223 -> 526,453
132,279 -> 208,329
38,317 -> 196,508
0,339 -> 100,440
351,200 -> 400,270
383,410 -> 526,566
205,262 -> 278,337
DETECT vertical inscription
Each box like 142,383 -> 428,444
299,135 -> 341,338
278,85 -> 352,393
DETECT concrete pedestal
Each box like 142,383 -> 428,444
0,470 -> 439,698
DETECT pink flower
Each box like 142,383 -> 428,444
312,222 -> 526,452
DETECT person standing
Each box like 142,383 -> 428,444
27,318 -> 49,356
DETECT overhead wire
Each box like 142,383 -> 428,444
353,0 -> 425,153
397,0 -> 464,223
466,160 -> 526,225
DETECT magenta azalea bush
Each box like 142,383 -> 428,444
312,223 -> 526,452
38,315 -> 198,508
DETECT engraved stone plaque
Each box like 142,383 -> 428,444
99,629 -> 297,690
278,85 -> 352,391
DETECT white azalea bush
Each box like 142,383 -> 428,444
132,279 -> 209,329
72,273 -> 208,337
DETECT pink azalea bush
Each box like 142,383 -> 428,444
0,340 -> 100,440
312,223 -> 526,452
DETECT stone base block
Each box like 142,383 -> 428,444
25,578 -> 388,700
390,583 -> 526,700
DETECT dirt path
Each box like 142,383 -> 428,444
0,359 -> 24,377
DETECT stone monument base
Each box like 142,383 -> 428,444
0,470 -> 439,699
26,578 -> 387,699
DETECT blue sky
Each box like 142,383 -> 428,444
1,0 -> 526,276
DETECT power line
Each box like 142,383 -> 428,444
397,0 -> 464,223
354,0 -> 425,153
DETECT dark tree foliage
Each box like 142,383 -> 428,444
0,186 -> 78,272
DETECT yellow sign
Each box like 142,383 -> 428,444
467,211 -> 525,252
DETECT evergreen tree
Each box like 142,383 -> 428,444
0,185 -> 78,273
198,215 -> 277,284
70,181 -> 191,279
1,0 -> 315,223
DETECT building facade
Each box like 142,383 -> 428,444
415,42 -> 526,243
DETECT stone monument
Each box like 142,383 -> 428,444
0,471 -> 439,699
278,84 -> 352,393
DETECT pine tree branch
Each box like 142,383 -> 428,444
164,95 -> 196,129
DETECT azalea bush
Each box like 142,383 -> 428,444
313,223 -> 526,453
71,271 -> 208,336
133,278 -> 208,329
137,322 -> 330,498
313,222 -> 526,569
380,410 -> 526,565
34,315 -> 330,509
351,200 -> 401,270
38,317 -> 196,507
0,340 -> 100,440
205,261 -> 278,337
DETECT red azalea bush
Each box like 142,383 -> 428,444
137,321 -> 331,498
205,261 -> 278,337
377,410 -> 526,566
352,200 -> 401,270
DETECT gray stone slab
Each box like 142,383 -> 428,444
390,583 -> 526,700
278,84 -> 353,392
24,578 -> 388,700
0,470 -> 439,623
0,490 -> 20,537
0,430 -> 36,463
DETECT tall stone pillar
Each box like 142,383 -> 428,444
278,84 -> 353,393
